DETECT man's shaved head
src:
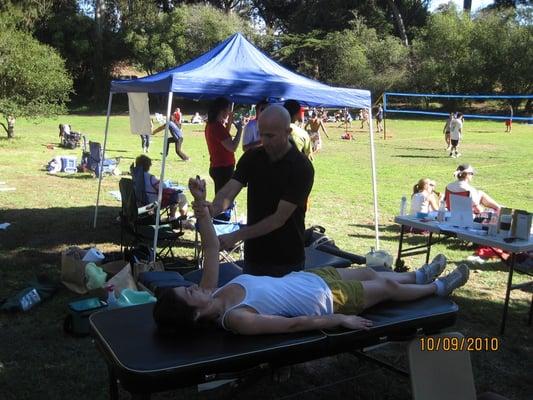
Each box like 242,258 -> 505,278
258,104 -> 290,129
257,104 -> 292,161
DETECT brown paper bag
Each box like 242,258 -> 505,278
106,263 -> 137,296
61,247 -> 90,294
101,259 -> 128,277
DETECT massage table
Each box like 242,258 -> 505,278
90,246 -> 458,398
90,297 -> 457,399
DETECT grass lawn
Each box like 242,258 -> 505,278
0,114 -> 532,399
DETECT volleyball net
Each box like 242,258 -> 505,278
383,92 -> 533,122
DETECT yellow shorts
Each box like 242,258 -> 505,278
308,267 -> 364,315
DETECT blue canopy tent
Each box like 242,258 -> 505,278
94,32 -> 380,256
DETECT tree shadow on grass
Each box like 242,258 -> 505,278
48,173 -> 95,180
393,154 -> 447,159
391,146 -> 436,151
0,205 -> 197,265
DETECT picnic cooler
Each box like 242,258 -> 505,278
64,297 -> 107,336
61,156 -> 78,174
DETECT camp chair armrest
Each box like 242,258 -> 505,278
138,202 -> 158,215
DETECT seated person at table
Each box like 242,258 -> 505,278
410,178 -> 442,215
446,164 -> 501,214
153,177 -> 470,335
135,155 -> 188,220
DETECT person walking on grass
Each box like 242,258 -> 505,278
449,112 -> 463,158
443,113 -> 453,151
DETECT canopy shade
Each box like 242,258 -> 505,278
110,33 -> 371,109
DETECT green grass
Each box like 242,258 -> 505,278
0,115 -> 532,399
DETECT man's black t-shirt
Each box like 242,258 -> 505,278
233,145 -> 314,274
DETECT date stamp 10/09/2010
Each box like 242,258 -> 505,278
419,336 -> 500,352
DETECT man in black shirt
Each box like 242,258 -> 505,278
209,104 -> 314,277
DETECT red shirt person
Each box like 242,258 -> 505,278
172,107 -> 182,128
204,97 -> 243,193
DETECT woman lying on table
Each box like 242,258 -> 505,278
153,177 -> 470,335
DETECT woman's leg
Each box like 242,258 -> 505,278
361,278 -> 436,309
336,267 -> 416,284
480,192 -> 501,211
209,166 -> 234,194
175,137 -> 189,161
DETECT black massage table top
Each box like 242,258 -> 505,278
90,297 -> 457,394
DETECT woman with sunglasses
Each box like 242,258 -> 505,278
446,164 -> 501,214
410,178 -> 441,215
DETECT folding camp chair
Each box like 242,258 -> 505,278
89,141 -> 120,178
445,188 -> 470,211
119,178 -> 184,261
129,164 -> 175,222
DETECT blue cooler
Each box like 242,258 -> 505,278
61,156 -> 78,174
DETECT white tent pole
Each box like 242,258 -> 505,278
152,92 -> 174,261
367,106 -> 380,249
93,92 -> 114,228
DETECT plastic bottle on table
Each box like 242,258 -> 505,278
437,199 -> 446,222
106,284 -> 118,309
19,288 -> 41,311
400,196 -> 407,216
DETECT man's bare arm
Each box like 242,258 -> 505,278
211,179 -> 243,216
230,200 -> 296,243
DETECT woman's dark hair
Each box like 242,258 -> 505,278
283,99 -> 301,119
135,154 -> 152,172
207,97 -> 231,123
153,287 -> 196,333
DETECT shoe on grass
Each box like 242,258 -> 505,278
417,254 -> 447,284
436,264 -> 470,296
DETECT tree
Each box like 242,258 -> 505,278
0,26 -> 72,138
276,20 -> 410,95
124,4 -> 254,74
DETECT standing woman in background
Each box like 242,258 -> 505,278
205,97 -> 243,193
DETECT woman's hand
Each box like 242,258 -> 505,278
188,176 -> 206,201
338,315 -> 373,330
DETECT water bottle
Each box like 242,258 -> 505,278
106,284 -> 118,309
19,288 -> 41,311
400,196 -> 407,216
437,199 -> 446,222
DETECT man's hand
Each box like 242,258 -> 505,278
338,315 -> 373,330
218,232 -> 240,250
188,176 -> 206,201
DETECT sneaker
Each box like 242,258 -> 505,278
449,153 -> 455,158
417,254 -> 447,284
455,152 -> 461,157
436,264 -> 470,296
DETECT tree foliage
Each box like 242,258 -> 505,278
124,3 -> 254,74
276,20 -> 410,95
411,5 -> 532,94
0,25 -> 73,137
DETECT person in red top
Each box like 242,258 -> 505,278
205,97 -> 243,193
172,107 -> 182,128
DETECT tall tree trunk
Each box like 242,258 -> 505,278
463,0 -> 472,12
387,0 -> 409,46
7,116 -> 16,139
93,0 -> 106,101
